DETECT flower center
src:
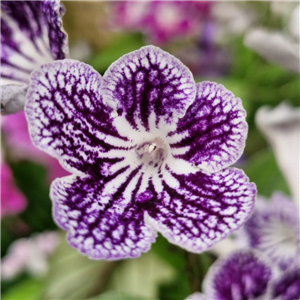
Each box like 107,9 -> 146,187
135,137 -> 167,168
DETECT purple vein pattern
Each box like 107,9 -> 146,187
203,250 -> 273,300
1,0 -> 68,85
25,46 -> 256,259
272,267 -> 300,300
242,193 -> 300,270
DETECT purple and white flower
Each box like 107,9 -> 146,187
1,0 -> 68,114
189,250 -> 300,300
241,193 -> 300,271
25,45 -> 256,260
271,266 -> 300,300
202,250 -> 273,300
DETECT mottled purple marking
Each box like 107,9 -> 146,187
204,251 -> 273,300
101,46 -> 196,130
1,0 -> 68,83
26,60 -> 128,177
169,82 -> 247,173
272,267 -> 300,300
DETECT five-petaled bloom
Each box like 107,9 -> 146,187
25,46 -> 256,260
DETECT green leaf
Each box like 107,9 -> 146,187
88,291 -> 141,300
41,234 -> 119,300
106,251 -> 175,299
243,149 -> 290,197
151,234 -> 186,271
2,278 -> 42,300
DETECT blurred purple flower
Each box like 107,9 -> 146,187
175,22 -> 231,78
1,160 -> 26,217
110,1 -> 211,44
1,231 -> 59,279
186,250 -> 300,300
25,46 -> 255,260
241,193 -> 299,271
0,0 -> 68,114
2,111 -> 69,182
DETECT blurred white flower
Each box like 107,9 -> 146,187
207,236 -> 241,257
256,102 -> 300,206
244,5 -> 300,73
1,232 -> 59,280
270,1 -> 296,18
69,39 -> 92,62
212,2 -> 255,42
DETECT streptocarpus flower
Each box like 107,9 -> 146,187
1,160 -> 26,216
271,266 -> 300,300
2,111 -> 69,182
110,1 -> 211,44
189,250 -> 300,300
202,250 -> 273,300
25,46 -> 256,260
241,193 -> 300,270
1,0 -> 68,114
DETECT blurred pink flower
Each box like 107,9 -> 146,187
111,1 -> 211,44
1,161 -> 26,216
2,111 -> 69,182
1,231 -> 59,279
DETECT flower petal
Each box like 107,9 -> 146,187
25,59 -> 129,176
272,266 -> 300,300
244,28 -> 299,73
255,103 -> 300,207
101,45 -> 196,130
1,0 -> 68,114
143,168 -> 256,253
50,175 -> 157,260
169,82 -> 248,173
203,250 -> 273,300
242,193 -> 300,270
1,0 -> 68,85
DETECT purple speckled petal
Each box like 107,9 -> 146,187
50,175 -> 157,260
169,82 -> 247,173
25,59 -> 129,175
1,0 -> 68,85
144,168 -> 256,253
1,0 -> 68,114
101,45 -> 196,130
203,250 -> 273,300
242,192 -> 300,270
272,266 -> 300,300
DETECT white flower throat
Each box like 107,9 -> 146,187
135,137 -> 167,168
